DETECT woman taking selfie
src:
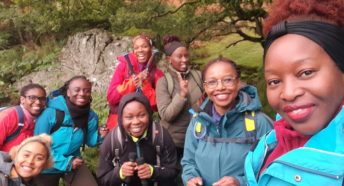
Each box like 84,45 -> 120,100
244,0 -> 344,185
0,134 -> 53,186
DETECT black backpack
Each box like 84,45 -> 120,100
110,122 -> 164,168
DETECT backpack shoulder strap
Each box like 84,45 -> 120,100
4,106 -> 25,143
244,111 -> 257,144
111,126 -> 123,166
124,54 -> 135,76
164,72 -> 174,95
50,109 -> 65,134
190,70 -> 203,92
152,122 -> 164,167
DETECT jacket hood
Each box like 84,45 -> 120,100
0,152 -> 13,175
235,85 -> 262,112
117,92 -> 153,127
47,95 -> 69,112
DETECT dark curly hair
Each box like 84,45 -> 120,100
263,0 -> 344,36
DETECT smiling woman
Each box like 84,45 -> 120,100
106,33 -> 164,130
33,75 -> 106,186
0,134 -> 53,186
244,0 -> 344,185
0,83 -> 46,152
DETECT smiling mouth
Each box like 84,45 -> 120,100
284,106 -> 314,123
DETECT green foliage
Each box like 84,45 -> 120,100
91,92 -> 109,125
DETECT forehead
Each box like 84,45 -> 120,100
25,88 -> 46,96
133,38 -> 150,46
19,141 -> 47,156
69,78 -> 91,88
264,34 -> 331,73
123,101 -> 146,113
171,47 -> 188,56
204,62 -> 236,78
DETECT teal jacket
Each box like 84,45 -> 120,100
34,95 -> 100,174
181,85 -> 273,186
245,106 -> 344,186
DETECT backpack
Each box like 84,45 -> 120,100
110,122 -> 164,168
191,109 -> 259,144
164,70 -> 203,95
2,106 -> 24,144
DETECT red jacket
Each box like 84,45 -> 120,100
107,52 -> 164,112
0,106 -> 36,152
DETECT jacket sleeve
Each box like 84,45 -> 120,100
156,77 -> 187,122
181,119 -> 201,184
97,130 -> 122,186
34,108 -> 74,172
152,127 -> 179,181
86,111 -> 101,146
0,108 -> 17,147
107,60 -> 136,107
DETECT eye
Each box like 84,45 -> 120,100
206,80 -> 217,86
124,116 -> 133,120
223,77 -> 234,84
299,69 -> 315,78
35,156 -> 45,161
267,79 -> 281,87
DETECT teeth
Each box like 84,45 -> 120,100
131,127 -> 141,133
22,166 -> 33,171
216,94 -> 228,99
291,109 -> 303,114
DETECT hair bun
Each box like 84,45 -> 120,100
163,35 -> 181,46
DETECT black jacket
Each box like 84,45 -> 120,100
97,93 -> 179,186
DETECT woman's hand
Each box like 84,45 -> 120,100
177,72 -> 188,98
212,176 -> 240,186
71,157 -> 84,170
121,161 -> 137,177
133,71 -> 148,89
99,126 -> 109,138
136,163 -> 153,179
187,177 -> 203,186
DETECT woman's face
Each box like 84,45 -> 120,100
265,34 -> 344,135
168,47 -> 189,72
14,142 -> 48,182
20,88 -> 46,116
133,38 -> 152,64
122,101 -> 149,138
204,62 -> 240,115
67,78 -> 92,106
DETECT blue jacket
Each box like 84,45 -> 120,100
245,106 -> 344,186
34,95 -> 100,174
181,85 -> 273,186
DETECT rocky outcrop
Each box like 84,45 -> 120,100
17,29 -> 133,93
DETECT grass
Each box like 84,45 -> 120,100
192,34 -> 264,68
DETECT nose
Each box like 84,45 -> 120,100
280,78 -> 304,101
26,156 -> 35,165
215,79 -> 225,90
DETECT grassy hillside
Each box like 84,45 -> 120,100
192,34 -> 263,68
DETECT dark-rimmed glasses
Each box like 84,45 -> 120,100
24,95 -> 47,102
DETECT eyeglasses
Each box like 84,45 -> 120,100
24,95 -> 47,102
203,77 -> 238,89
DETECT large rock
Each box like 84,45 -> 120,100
17,29 -> 132,93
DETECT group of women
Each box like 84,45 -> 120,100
1,0 -> 344,185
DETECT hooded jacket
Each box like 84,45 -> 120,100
34,95 -> 100,174
245,106 -> 344,186
156,66 -> 203,148
0,152 -> 34,186
97,93 -> 179,186
181,85 -> 273,186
